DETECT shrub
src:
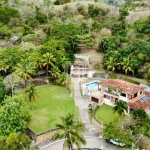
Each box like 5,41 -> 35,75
35,7 -> 47,24
54,0 -> 60,5
0,25 -> 12,38
22,34 -> 38,42
0,6 -> 19,24
88,4 -> 100,18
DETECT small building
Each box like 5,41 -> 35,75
70,54 -> 91,77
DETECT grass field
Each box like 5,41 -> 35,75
95,104 -> 120,125
27,85 -> 75,134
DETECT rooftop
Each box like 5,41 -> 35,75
128,93 -> 150,110
100,79 -> 144,94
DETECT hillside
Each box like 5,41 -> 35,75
0,0 -> 150,82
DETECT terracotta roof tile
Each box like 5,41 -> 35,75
100,79 -> 144,94
128,93 -> 150,110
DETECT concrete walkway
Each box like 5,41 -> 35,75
72,77 -> 99,137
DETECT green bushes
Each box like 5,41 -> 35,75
22,34 -> 38,42
0,6 -> 19,24
120,77 -> 140,85
88,4 -> 106,18
109,73 -> 118,79
35,7 -> 47,24
0,25 -> 12,38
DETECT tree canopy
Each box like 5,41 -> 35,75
0,95 -> 30,136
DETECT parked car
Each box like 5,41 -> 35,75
106,139 -> 125,147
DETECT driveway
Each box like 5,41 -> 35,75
39,137 -> 130,150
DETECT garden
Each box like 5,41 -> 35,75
26,85 -> 76,134
94,104 -> 120,125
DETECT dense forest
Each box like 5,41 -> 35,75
0,0 -> 150,82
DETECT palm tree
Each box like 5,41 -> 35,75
25,83 -> 39,109
14,58 -> 34,88
49,66 -> 60,78
113,100 -> 128,116
52,113 -> 86,150
0,60 -> 9,76
42,53 -> 56,76
104,57 -> 119,72
121,56 -> 134,75
32,52 -> 43,76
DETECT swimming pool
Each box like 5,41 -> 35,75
86,82 -> 99,88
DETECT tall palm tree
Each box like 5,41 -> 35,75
25,83 -> 39,109
31,52 -> 43,76
52,113 -> 86,150
121,56 -> 134,75
42,53 -> 56,76
113,100 -> 128,116
104,57 -> 119,72
14,57 -> 34,88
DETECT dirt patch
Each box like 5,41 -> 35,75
78,48 -> 103,69
79,48 -> 103,63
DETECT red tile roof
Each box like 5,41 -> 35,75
128,93 -> 150,110
100,79 -> 144,94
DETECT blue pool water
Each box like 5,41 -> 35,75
86,82 -> 99,88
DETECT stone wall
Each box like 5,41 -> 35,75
27,128 -> 60,146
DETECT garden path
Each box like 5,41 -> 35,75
72,77 -> 100,136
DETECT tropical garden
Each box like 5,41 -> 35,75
95,101 -> 150,149
0,0 -> 150,149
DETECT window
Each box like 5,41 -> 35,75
121,93 -> 126,97
104,94 -> 110,99
134,93 -> 137,97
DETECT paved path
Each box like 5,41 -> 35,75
40,136 -> 130,150
72,77 -> 99,137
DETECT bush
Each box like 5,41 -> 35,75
0,6 -> 19,24
120,77 -> 140,85
109,73 -> 117,79
25,17 -> 38,28
0,25 -> 12,38
35,7 -> 47,24
54,0 -> 60,5
22,34 -> 38,42
22,24 -> 34,35
88,4 -> 100,18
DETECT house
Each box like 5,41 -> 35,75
90,79 -> 146,108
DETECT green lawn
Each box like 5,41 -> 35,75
27,85 -> 75,134
95,104 -> 120,125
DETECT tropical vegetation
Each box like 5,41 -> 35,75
52,113 -> 86,150
0,0 -> 150,149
